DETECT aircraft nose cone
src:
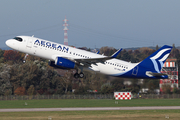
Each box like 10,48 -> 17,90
5,40 -> 11,47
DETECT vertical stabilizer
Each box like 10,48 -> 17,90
138,45 -> 173,73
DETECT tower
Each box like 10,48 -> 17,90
63,16 -> 69,46
160,58 -> 178,93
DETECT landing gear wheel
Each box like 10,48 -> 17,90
74,73 -> 79,78
79,72 -> 84,78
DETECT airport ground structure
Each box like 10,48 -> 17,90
160,58 -> 179,93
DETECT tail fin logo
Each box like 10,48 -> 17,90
150,48 -> 171,72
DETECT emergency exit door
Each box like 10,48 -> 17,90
26,38 -> 32,48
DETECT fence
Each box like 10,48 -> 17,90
0,94 -> 180,101
0,94 -> 113,101
134,94 -> 180,99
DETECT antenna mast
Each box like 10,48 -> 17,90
63,16 -> 69,46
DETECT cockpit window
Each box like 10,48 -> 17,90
13,37 -> 23,42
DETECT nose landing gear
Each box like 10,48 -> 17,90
23,54 -> 29,63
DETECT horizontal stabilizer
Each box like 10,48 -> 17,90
150,72 -> 168,77
146,71 -> 168,78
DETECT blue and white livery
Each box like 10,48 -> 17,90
5,36 -> 172,79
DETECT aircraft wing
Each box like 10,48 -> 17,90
74,56 -> 111,67
73,48 -> 122,67
52,49 -> 122,67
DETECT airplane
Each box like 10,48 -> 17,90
6,36 -> 172,79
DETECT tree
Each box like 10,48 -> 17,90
3,50 -> 22,63
59,70 -> 74,93
111,78 -> 125,91
74,86 -> 88,94
7,60 -> 61,95
27,85 -> 35,95
129,79 -> 140,94
156,45 -> 159,50
101,83 -> 113,94
148,80 -> 156,93
0,49 -> 4,63
0,64 -> 12,96
169,45 -> 179,58
100,46 -> 116,56
172,87 -> 177,94
161,84 -> 171,94
14,87 -> 26,95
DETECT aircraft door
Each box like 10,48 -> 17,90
26,38 -> 33,49
132,66 -> 138,76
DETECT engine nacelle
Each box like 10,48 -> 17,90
55,57 -> 75,69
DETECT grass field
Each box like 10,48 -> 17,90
0,99 -> 180,108
0,110 -> 180,120
0,99 -> 180,120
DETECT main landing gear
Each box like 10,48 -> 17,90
74,72 -> 84,78
74,67 -> 84,78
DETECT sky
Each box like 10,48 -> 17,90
1,0 -> 180,49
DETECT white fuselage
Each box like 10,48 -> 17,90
6,36 -> 137,76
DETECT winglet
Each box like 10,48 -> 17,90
96,51 -> 100,54
111,48 -> 122,58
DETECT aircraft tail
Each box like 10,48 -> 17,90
137,45 -> 172,78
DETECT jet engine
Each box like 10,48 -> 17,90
50,57 -> 75,69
